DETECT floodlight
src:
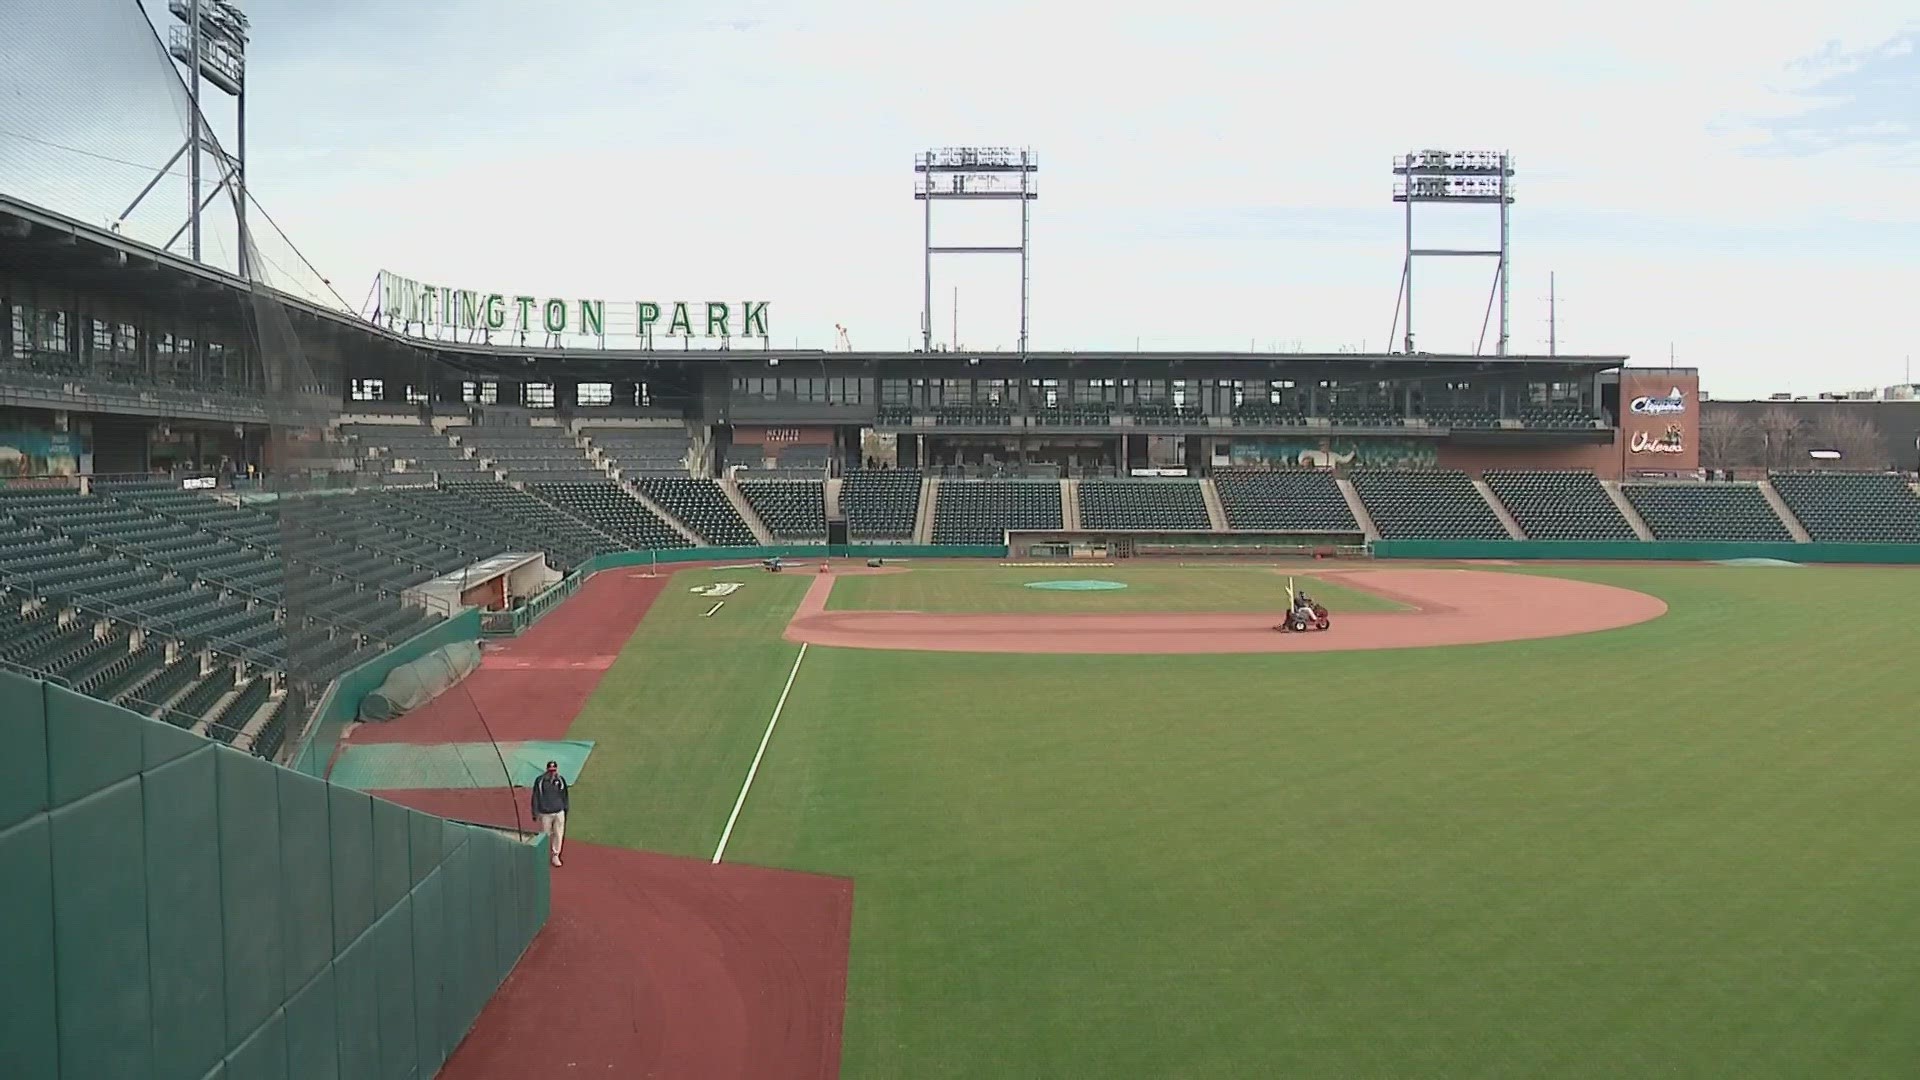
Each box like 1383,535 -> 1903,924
1389,149 -> 1515,356
914,147 -> 1039,354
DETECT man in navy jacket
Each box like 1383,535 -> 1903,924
531,761 -> 570,867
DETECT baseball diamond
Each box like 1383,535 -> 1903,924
4,6 -> 1920,1078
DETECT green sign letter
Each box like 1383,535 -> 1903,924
741,301 -> 769,337
667,301 -> 694,337
705,302 -> 730,337
542,298 -> 568,334
515,296 -> 536,331
484,294 -> 507,331
579,299 -> 605,337
636,301 -> 660,337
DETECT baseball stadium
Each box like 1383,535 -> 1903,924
5,4 -> 1920,1079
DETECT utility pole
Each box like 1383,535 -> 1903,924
1548,271 -> 1556,356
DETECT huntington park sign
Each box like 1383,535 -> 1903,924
374,270 -> 769,344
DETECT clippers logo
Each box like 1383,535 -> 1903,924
1630,387 -> 1687,416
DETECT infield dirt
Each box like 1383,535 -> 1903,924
785,567 -> 1666,654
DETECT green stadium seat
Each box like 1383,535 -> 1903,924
1621,483 -> 1792,541
1348,470 -> 1507,540
1483,470 -> 1638,541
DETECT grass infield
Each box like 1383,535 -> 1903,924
823,563 -> 1406,614
568,563 -> 1920,1078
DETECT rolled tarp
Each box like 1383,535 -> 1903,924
357,641 -> 483,722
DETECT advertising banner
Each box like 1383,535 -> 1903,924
1619,371 -> 1699,472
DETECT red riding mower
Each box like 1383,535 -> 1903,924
1277,598 -> 1331,633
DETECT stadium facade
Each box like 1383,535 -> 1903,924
4,192 -> 1703,484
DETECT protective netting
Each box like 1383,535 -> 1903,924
0,0 -> 204,251
0,0 -> 346,309
235,150 -> 515,809
358,642 -> 483,722
0,0 -> 522,813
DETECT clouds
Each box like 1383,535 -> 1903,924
73,1 -> 1915,396
1756,29 -> 1920,153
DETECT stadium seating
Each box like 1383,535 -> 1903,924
932,404 -> 1014,427
932,480 -> 1063,543
1482,470 -> 1639,541
206,675 -> 274,744
1515,406 -> 1600,430
1328,404 -> 1401,428
1621,483 -> 1793,541
635,477 -> 757,545
1232,403 -> 1308,426
530,481 -> 691,550
1767,472 -> 1920,542
457,425 -> 602,481
740,480 -> 828,539
1348,470 -> 1509,539
1078,480 -> 1212,530
586,426 -> 692,474
1032,406 -> 1113,427
1127,402 -> 1203,426
427,480 -> 621,567
1414,405 -> 1502,429
1211,470 -> 1358,532
842,470 -> 922,539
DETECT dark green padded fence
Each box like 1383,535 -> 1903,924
291,609 -> 484,777
0,670 -> 547,1080
1371,540 -> 1920,563
590,543 -> 1009,571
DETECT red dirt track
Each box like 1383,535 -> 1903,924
351,565 -> 855,1079
437,844 -> 852,1080
346,570 -> 667,745
785,568 -> 1665,654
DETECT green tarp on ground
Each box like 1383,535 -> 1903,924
357,642 -> 483,722
326,740 -> 594,791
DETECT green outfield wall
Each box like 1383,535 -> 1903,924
588,543 -> 1009,571
0,670 -> 547,1080
1371,540 -> 1920,563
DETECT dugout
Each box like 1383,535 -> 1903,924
1006,530 -> 1369,561
404,551 -> 558,613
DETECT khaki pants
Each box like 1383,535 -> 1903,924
536,810 -> 566,857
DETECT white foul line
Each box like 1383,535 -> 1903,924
712,642 -> 808,864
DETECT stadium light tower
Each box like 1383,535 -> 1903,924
1390,150 -> 1514,355
914,147 -> 1039,353
122,0 -> 249,270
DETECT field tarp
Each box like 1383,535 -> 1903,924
358,641 -> 484,722
1371,540 -> 1920,563
289,608 -> 483,777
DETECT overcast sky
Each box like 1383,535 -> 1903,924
119,1 -> 1920,397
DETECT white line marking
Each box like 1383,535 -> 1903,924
702,601 -> 725,617
712,642 -> 808,864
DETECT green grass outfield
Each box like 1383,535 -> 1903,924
823,562 -> 1405,613
567,563 -> 1920,1078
